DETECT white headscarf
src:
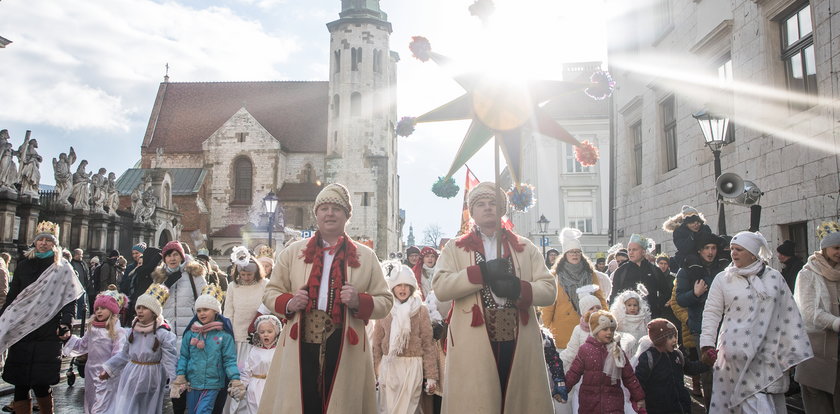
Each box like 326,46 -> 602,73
727,231 -> 773,299
387,265 -> 422,356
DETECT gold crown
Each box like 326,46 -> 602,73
256,245 -> 275,259
817,221 -> 840,240
34,221 -> 60,239
144,283 -> 170,306
200,283 -> 225,303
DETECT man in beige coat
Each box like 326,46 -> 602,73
259,183 -> 393,414
434,182 -> 556,413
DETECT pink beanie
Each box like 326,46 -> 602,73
93,294 -> 120,315
162,240 -> 185,259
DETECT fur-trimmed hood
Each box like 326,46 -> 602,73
152,260 -> 206,284
662,211 -> 707,232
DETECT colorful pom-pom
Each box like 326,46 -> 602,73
409,36 -> 432,62
584,70 -> 616,101
507,184 -> 536,213
395,116 -> 417,137
574,140 -> 600,167
431,176 -> 460,199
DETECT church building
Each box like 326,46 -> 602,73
119,0 -> 401,258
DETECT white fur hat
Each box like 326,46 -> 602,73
560,227 -> 583,254
387,265 -> 418,291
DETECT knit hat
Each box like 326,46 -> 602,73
681,205 -> 700,217
387,265 -> 419,291
313,183 -> 352,217
560,227 -> 582,254
135,283 -> 169,317
194,284 -> 224,314
33,221 -> 59,244
94,287 -> 127,316
132,242 -> 147,253
628,234 -> 656,253
817,221 -> 840,249
420,246 -> 438,258
615,249 -> 628,259
108,249 -> 120,259
90,256 -> 100,265
467,182 -> 508,217
161,240 -> 185,259
588,310 -> 617,337
577,285 -> 602,314
647,318 -> 677,347
776,240 -> 796,257
406,246 -> 421,257
730,231 -> 772,263
196,248 -> 210,259
595,257 -> 606,264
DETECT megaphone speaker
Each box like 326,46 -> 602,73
716,172 -> 744,198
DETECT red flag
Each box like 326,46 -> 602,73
458,167 -> 480,235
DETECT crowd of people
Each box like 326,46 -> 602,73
0,181 -> 837,414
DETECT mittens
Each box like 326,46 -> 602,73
552,381 -> 568,403
170,375 -> 189,398
228,379 -> 246,400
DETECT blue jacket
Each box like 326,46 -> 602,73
674,257 -> 727,335
177,315 -> 240,389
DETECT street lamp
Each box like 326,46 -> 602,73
537,214 -> 551,259
263,191 -> 279,248
693,109 -> 730,235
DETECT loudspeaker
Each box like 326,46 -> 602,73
716,173 -> 744,198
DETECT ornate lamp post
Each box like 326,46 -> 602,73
263,191 -> 279,248
692,109 -> 730,235
537,214 -> 551,259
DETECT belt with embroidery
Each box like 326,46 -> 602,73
131,360 -> 160,365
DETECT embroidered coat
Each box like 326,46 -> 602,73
258,237 -> 393,414
432,230 -> 556,413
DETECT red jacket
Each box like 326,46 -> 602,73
565,336 -> 645,413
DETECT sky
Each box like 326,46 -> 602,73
0,0 -> 607,242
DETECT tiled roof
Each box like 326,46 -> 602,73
209,224 -> 244,238
116,168 -> 207,195
142,81 -> 329,154
277,182 -> 324,202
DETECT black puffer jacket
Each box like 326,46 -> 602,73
125,247 -> 162,322
0,254 -> 75,386
634,347 -> 708,414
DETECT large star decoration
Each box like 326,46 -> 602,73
398,36 -> 610,186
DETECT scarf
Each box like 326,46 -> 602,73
301,232 -> 360,325
133,319 -> 156,334
92,320 -> 108,328
602,339 -> 626,385
35,250 -> 55,259
723,259 -> 769,300
557,261 -> 593,313
388,294 -> 422,356
455,227 -> 524,255
805,251 -> 840,282
190,320 -> 224,349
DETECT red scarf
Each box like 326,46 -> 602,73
455,226 -> 525,256
301,232 -> 360,325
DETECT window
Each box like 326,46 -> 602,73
333,50 -> 340,74
717,57 -> 735,143
782,222 -> 809,258
295,207 -> 304,228
566,200 -> 594,233
782,4 -> 816,104
332,95 -> 340,118
631,121 -> 643,186
233,157 -> 252,203
351,47 -> 362,71
661,96 -> 677,171
565,143 -> 592,173
654,0 -> 673,39
236,132 -> 247,143
351,92 -> 361,117
302,164 -> 314,183
357,192 -> 372,207
373,49 -> 382,73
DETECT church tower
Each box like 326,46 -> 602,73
326,0 -> 399,258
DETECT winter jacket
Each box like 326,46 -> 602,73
70,259 -> 89,293
177,315 -> 240,390
565,336 -> 644,413
126,247 -> 163,322
634,347 -> 707,414
120,262 -> 137,295
674,257 -> 727,335
371,303 -> 439,381
153,261 -> 207,341
610,260 -> 670,318
0,266 -> 7,309
671,223 -> 712,270
223,279 -> 267,342
780,255 -> 804,293
98,258 -> 120,290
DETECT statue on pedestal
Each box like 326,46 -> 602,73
71,160 -> 91,211
90,167 -> 108,214
0,130 -> 19,193
17,134 -> 42,200
106,172 -> 119,217
52,147 -> 76,209
132,174 -> 157,224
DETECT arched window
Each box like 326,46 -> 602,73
333,94 -> 340,118
302,163 -> 314,183
351,92 -> 361,117
333,50 -> 341,74
233,157 -> 252,203
351,47 -> 362,71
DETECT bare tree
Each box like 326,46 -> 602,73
423,224 -> 444,248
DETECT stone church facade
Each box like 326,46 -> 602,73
127,1 -> 400,258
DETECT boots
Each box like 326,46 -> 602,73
32,396 -> 51,414
11,400 -> 30,414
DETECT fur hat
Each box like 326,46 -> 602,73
33,221 -> 60,244
776,239 -> 796,257
195,284 -> 224,314
313,183 -> 352,217
730,231 -> 772,263
387,265 -> 418,291
161,240 -> 185,259
818,221 -> 840,249
136,284 -> 169,317
467,182 -> 508,217
647,318 -> 677,347
560,227 -> 582,254
588,310 -> 617,337
94,287 -> 128,316
577,285 -> 602,314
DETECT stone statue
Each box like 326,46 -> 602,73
132,174 -> 157,223
0,130 -> 19,193
70,160 -> 91,211
17,134 -> 42,199
131,184 -> 143,220
140,182 -> 158,224
106,172 -> 119,217
52,147 -> 76,209
90,167 -> 108,214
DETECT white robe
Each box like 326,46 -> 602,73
63,324 -> 126,414
103,327 -> 179,414
241,346 -> 276,414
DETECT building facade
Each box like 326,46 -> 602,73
606,0 -> 839,260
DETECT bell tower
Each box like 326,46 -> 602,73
326,0 -> 399,258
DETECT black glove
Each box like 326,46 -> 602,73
490,275 -> 522,300
479,258 -> 513,283
432,322 -> 445,340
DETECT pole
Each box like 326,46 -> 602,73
494,135 -> 502,258
712,149 -> 727,235
267,214 -> 274,249
541,236 -> 546,259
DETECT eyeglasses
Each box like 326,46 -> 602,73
566,250 -> 582,255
